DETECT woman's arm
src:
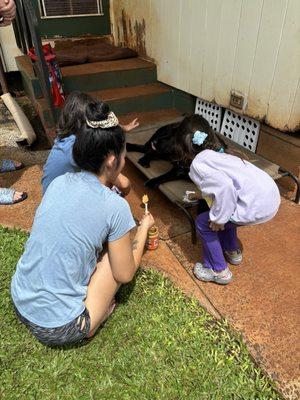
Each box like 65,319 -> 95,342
108,213 -> 155,283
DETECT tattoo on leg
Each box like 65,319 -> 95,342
132,240 -> 138,250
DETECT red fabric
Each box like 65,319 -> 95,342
28,44 -> 65,107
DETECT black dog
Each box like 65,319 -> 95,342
126,114 -> 211,188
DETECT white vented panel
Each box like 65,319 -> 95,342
220,110 -> 260,152
195,98 -> 222,132
40,0 -> 103,18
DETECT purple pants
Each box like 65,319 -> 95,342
196,211 -> 239,272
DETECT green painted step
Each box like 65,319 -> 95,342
61,58 -> 157,93
89,83 -> 175,115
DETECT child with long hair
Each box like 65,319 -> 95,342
41,91 -> 139,195
175,115 -> 280,285
11,100 -> 154,346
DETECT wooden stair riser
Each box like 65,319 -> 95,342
101,91 -> 174,115
63,67 -> 157,93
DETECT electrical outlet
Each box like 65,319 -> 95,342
230,91 -> 246,110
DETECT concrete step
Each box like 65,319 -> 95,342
118,108 -> 183,132
61,58 -> 157,93
89,83 -> 175,115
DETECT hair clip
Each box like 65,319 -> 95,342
192,130 -> 208,146
86,111 -> 119,129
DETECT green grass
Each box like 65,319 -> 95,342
0,227 -> 281,400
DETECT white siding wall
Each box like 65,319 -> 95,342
111,0 -> 300,131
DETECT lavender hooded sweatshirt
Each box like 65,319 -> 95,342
189,150 -> 280,225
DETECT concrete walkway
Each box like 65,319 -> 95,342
0,105 -> 299,399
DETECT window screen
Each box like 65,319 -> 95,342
40,0 -> 103,17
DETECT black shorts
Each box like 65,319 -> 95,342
14,305 -> 91,347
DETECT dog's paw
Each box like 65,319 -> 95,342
145,179 -> 158,188
138,158 -> 150,168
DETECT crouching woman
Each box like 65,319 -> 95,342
11,102 -> 154,346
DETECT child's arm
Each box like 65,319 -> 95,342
120,118 -> 139,132
201,172 -> 237,225
190,165 -> 237,225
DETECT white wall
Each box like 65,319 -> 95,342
111,0 -> 300,132
0,24 -> 22,72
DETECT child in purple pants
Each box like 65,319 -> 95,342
176,116 -> 280,284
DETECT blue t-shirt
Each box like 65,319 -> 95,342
11,171 -> 136,328
41,135 -> 79,195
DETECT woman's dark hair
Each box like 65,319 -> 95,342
72,100 -> 125,175
174,114 -> 227,161
57,91 -> 99,139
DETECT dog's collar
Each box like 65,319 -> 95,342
218,147 -> 225,153
151,141 -> 157,151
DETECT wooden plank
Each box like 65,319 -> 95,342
247,0 -> 288,120
266,0 -> 300,131
176,0 -> 193,92
90,83 -> 171,102
61,58 -> 155,77
288,78 -> 300,131
187,0 -> 208,97
63,67 -> 157,93
155,0 -> 182,87
231,0 -> 264,97
214,0 -> 243,106
119,109 -> 182,130
201,0 -> 223,102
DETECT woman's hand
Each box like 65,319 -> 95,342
0,0 -> 16,26
209,221 -> 224,232
139,212 -> 155,231
122,118 -> 140,132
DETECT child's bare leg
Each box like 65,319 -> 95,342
114,173 -> 131,196
85,252 -> 121,337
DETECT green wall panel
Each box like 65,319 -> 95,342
32,0 -> 110,38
